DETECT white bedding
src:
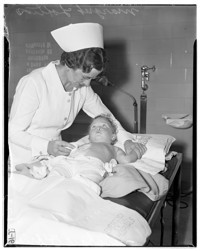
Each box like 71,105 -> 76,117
7,132 -> 176,246
8,173 -> 151,246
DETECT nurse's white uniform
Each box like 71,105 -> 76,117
9,61 -> 129,170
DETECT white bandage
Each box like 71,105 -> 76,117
104,159 -> 117,175
29,160 -> 49,179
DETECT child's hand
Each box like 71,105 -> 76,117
124,140 -> 147,159
47,140 -> 75,157
15,164 -> 34,178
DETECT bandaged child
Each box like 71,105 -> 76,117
15,114 -> 146,184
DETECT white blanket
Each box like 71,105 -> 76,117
8,173 -> 151,246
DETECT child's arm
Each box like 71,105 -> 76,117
124,140 -> 147,159
114,147 -> 139,164
15,159 -> 49,179
15,163 -> 35,178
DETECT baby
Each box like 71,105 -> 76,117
70,114 -> 141,163
15,114 -> 146,184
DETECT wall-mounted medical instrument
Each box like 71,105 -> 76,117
141,65 -> 156,91
140,65 -> 156,134
97,75 -> 138,133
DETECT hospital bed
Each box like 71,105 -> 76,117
6,135 -> 182,246
6,88 -> 182,247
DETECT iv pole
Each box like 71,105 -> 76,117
140,65 -> 156,133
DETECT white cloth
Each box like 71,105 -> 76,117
8,173 -> 151,246
8,60 -> 129,170
49,155 -> 106,183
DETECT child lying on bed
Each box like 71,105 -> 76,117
15,114 -> 146,184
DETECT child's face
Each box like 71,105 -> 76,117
89,117 -> 116,144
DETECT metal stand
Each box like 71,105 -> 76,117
140,92 -> 147,133
140,65 -> 155,133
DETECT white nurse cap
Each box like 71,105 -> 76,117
51,23 -> 104,52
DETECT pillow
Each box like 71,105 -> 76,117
114,133 -> 176,155
115,133 -> 175,174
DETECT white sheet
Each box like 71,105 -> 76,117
8,173 -> 151,246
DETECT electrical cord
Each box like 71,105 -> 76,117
166,190 -> 193,209
181,191 -> 193,197
166,199 -> 188,209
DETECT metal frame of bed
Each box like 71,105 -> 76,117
147,153 -> 182,246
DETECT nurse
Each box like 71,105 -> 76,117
8,23 -> 146,171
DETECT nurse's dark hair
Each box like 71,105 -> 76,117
60,47 -> 107,73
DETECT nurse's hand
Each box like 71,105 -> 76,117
47,140 -> 75,157
124,140 -> 147,159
